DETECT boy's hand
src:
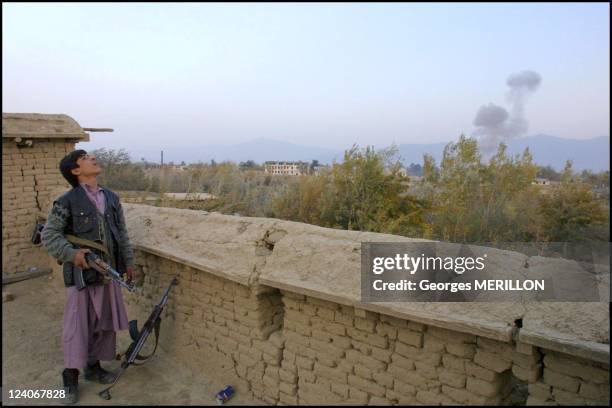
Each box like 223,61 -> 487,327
74,249 -> 91,269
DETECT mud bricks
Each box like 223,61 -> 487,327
526,351 -> 610,406
278,294 -> 516,405
126,250 -> 610,405
2,139 -> 73,274
125,251 -> 285,404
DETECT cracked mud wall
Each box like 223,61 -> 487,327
123,204 -> 610,405
124,250 -> 286,404
2,138 -> 74,274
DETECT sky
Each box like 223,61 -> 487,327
3,3 -> 610,158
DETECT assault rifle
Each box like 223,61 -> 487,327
83,251 -> 136,293
64,234 -> 135,293
99,277 -> 179,400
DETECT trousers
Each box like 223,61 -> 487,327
62,281 -> 129,369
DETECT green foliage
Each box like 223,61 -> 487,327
419,137 -> 608,243
91,148 -> 149,191
407,163 -> 423,176
537,165 -> 562,181
271,144 -> 426,236
537,161 -> 609,242
95,142 -> 609,244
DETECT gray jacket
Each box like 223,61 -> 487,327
41,185 -> 134,286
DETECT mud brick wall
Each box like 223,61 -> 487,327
120,204 -> 610,405
124,250 -> 286,404
2,139 -> 73,274
526,350 -> 610,405
125,248 -> 610,405
279,292 -> 516,405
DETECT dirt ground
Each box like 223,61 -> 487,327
2,275 -> 262,406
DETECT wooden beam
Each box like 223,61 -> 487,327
82,128 -> 114,132
2,268 -> 52,285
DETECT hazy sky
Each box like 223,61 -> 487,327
3,3 -> 610,156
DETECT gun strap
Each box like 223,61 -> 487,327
116,317 -> 162,365
65,234 -> 110,257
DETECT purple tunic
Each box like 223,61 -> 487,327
63,282 -> 130,368
80,182 -> 106,214
63,183 -> 130,369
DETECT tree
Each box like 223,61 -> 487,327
537,165 -> 561,181
90,148 -> 149,191
271,144 -> 426,236
239,160 -> 258,170
537,161 -> 609,242
91,148 -> 130,177
407,163 -> 423,176
418,135 -> 539,242
309,159 -> 320,173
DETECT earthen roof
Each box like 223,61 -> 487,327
2,113 -> 89,141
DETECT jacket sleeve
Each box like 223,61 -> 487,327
41,201 -> 78,264
115,200 -> 135,268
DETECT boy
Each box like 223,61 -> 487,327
41,149 -> 135,404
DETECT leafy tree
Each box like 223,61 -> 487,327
419,135 -> 539,242
99,140 -> 609,245
91,148 -> 149,191
537,165 -> 561,181
537,161 -> 609,242
407,163 -> 423,176
309,159 -> 320,173
272,144 -> 426,236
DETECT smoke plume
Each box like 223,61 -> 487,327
473,70 -> 542,153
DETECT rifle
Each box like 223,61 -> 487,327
98,277 -> 179,400
64,234 -> 136,293
83,251 -> 136,293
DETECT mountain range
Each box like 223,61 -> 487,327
129,134 -> 609,172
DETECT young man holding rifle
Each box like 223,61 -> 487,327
41,149 -> 136,404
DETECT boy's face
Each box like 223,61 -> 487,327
71,153 -> 102,178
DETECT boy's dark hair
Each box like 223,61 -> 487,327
59,149 -> 87,188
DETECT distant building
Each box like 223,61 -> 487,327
533,177 -> 551,185
264,161 -> 310,176
383,167 -> 409,177
532,178 -> 561,186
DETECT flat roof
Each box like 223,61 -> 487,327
2,113 -> 90,141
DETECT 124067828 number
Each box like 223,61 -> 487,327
8,389 -> 66,399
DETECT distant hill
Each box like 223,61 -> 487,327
129,134 -> 609,172
506,134 -> 609,172
130,138 -> 342,166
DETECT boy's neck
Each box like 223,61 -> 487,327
79,176 -> 98,190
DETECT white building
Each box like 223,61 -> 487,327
533,177 -> 551,185
264,161 -> 310,176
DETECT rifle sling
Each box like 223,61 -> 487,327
116,317 -> 162,364
65,234 -> 110,257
